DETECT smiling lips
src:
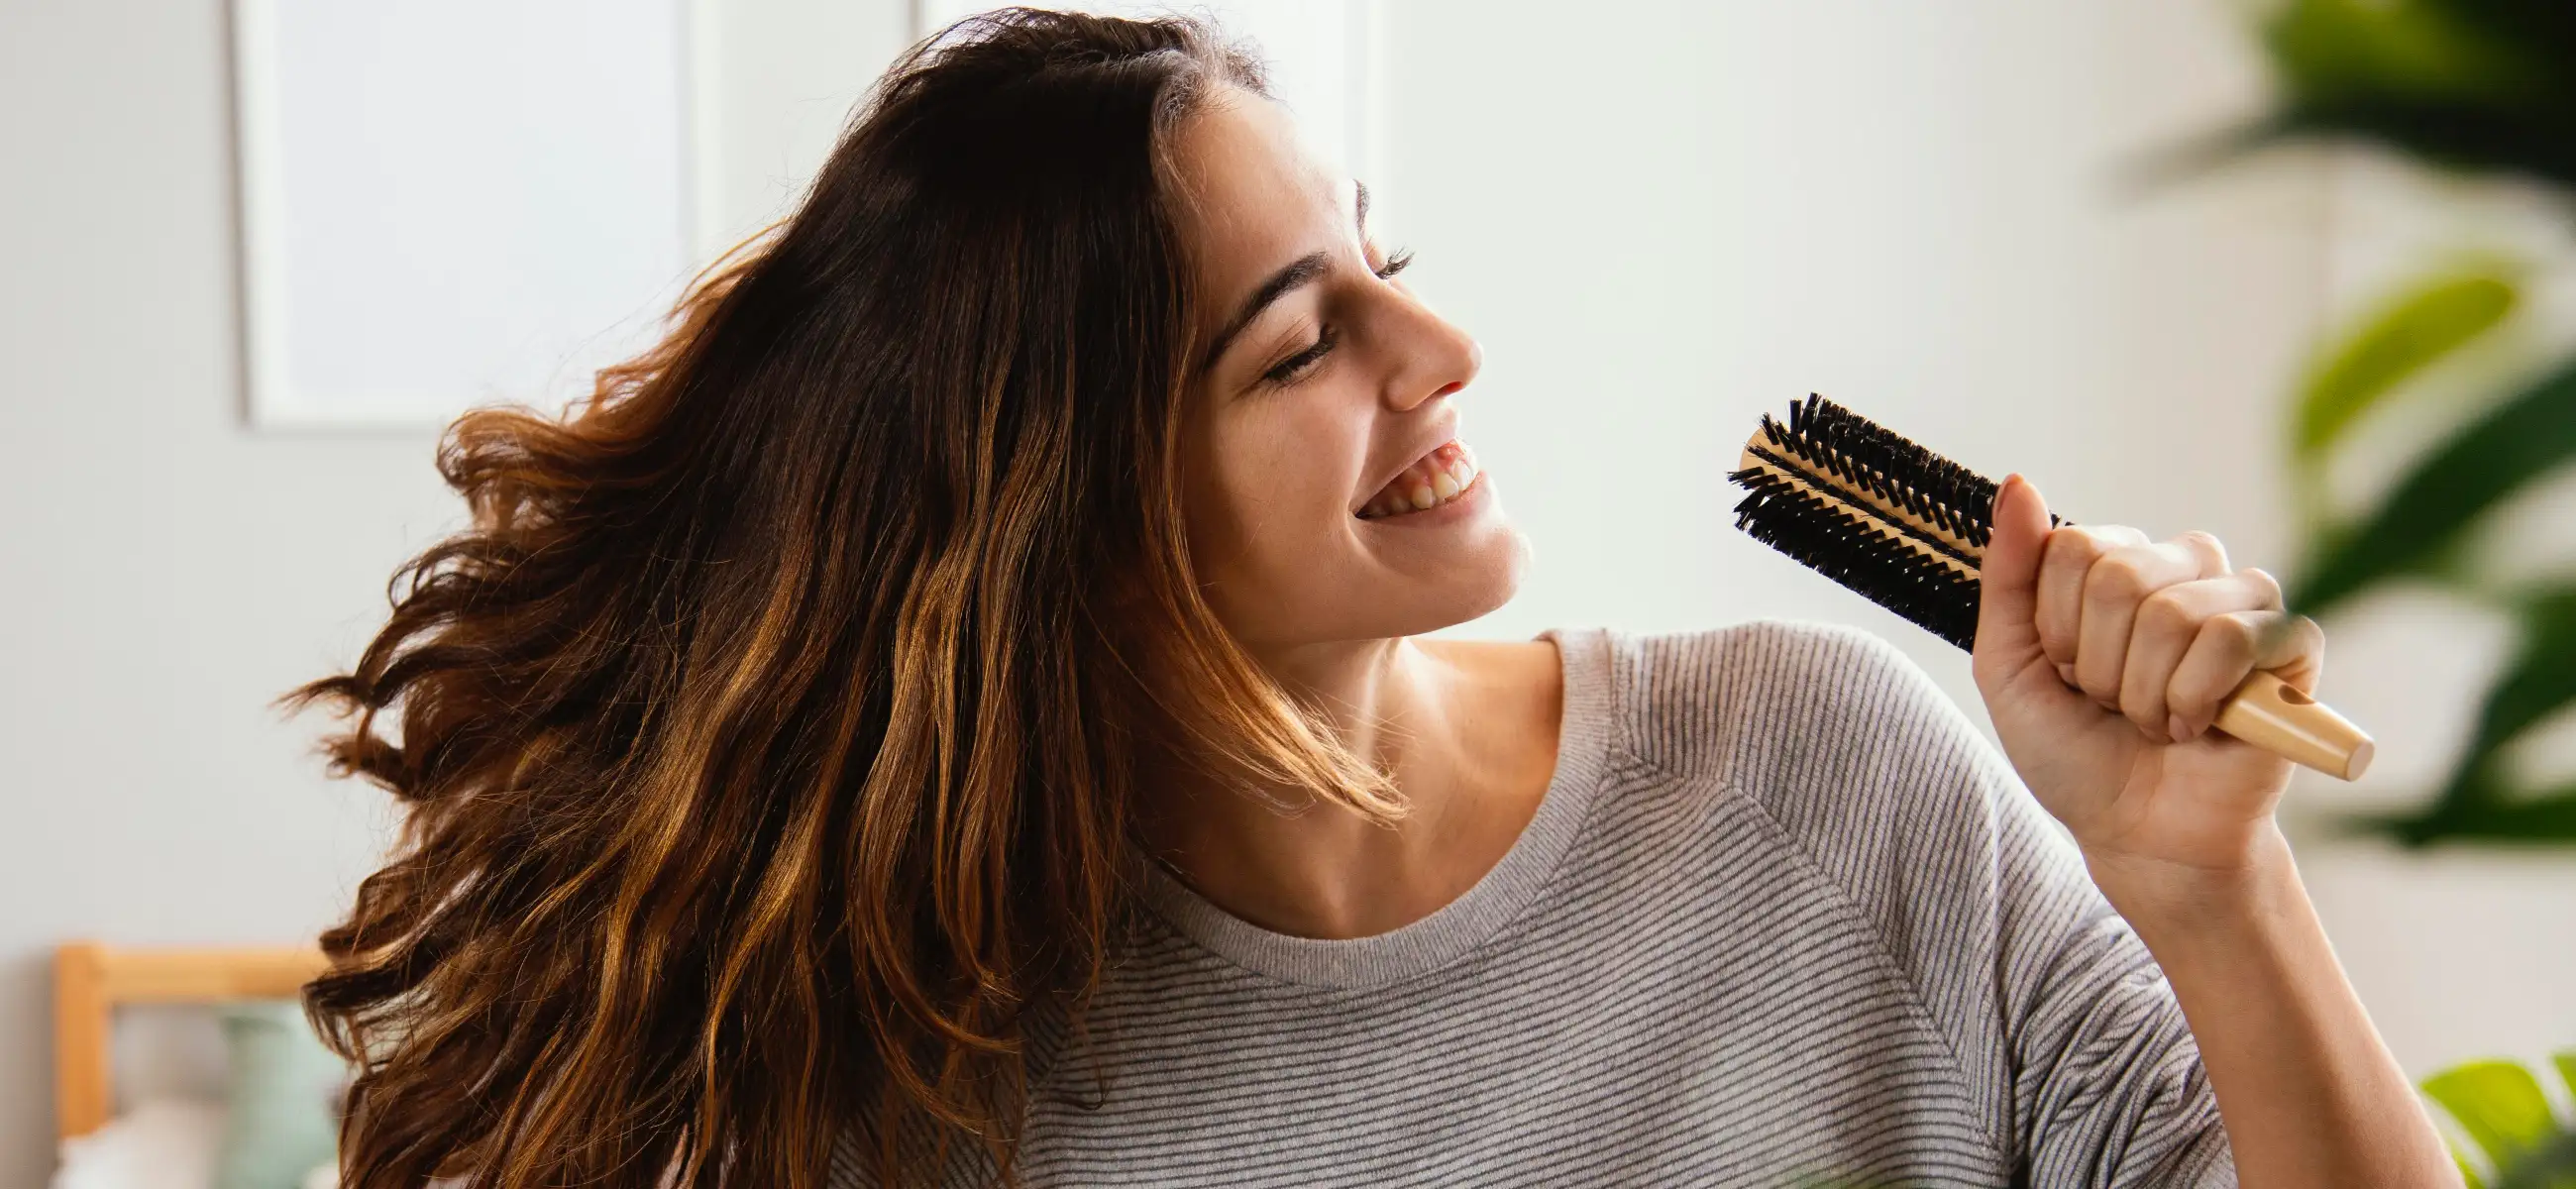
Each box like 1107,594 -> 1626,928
1358,441 -> 1481,520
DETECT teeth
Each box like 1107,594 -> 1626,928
1358,441 -> 1483,519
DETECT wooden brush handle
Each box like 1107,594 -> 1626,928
2213,671 -> 2375,781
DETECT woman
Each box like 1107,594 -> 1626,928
295,10 -> 2452,1187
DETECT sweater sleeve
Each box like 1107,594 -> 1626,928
1687,622 -> 2235,1187
1986,741 -> 2236,1186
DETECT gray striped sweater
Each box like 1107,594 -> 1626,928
836,623 -> 2234,1187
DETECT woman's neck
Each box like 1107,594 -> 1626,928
1139,635 -> 1563,939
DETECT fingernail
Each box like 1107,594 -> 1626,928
2168,713 -> 2189,742
2055,663 -> 2078,687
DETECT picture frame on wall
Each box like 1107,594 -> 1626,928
228,0 -> 697,430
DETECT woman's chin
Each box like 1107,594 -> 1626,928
1366,520 -> 1531,638
1212,495 -> 1530,646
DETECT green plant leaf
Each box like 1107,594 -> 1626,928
2374,788 -> 2576,846
2296,269 -> 2519,462
2559,1052 -> 2576,1101
2263,0 -> 2544,107
2425,1059 -> 2565,1171
2423,586 -> 2576,810
2293,353 -> 2576,613
2236,0 -> 2576,190
2263,100 -> 2576,192
2494,1130 -> 2576,1189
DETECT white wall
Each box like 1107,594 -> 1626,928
1,0 -> 2568,1180
690,0 -> 914,257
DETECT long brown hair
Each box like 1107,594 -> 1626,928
288,11 -> 1397,1186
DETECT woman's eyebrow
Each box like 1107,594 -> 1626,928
1205,250 -> 1329,368
1202,182 -> 1375,371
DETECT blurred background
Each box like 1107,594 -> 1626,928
3,0 -> 2571,1184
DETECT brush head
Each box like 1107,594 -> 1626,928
1727,394 -> 2044,653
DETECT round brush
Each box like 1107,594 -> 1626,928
1727,393 -> 2375,781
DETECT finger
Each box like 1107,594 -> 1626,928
2175,529 -> 2230,576
2169,605 -> 2321,741
2120,571 -> 2279,742
2072,539 -> 2204,708
2254,574 -> 2324,693
1974,475 -> 2052,678
2033,524 -> 2148,675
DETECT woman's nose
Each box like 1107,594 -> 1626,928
1383,299 -> 1481,412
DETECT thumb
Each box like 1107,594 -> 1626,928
1974,474 -> 2051,673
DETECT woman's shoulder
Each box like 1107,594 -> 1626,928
1555,619 -> 2030,888
1555,620 -> 1973,778
1557,621 -> 2077,1035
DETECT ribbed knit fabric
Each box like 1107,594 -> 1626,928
832,623 -> 2235,1187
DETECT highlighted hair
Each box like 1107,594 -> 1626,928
288,11 -> 1394,1186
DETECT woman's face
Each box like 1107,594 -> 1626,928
1169,89 -> 1527,658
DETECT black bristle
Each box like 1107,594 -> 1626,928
1771,393 -> 2001,549
1729,469 -> 1983,649
1728,394 -> 2042,653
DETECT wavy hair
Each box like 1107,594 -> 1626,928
287,11 -> 1398,1186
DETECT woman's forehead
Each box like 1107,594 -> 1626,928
1169,89 -> 1351,288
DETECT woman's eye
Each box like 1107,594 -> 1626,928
1262,325 -> 1340,386
1250,252 -> 1411,388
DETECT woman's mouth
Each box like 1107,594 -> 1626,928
1357,441 -> 1481,520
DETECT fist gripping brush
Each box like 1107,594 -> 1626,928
1727,394 -> 2375,781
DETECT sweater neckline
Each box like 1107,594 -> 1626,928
1135,628 -> 1615,991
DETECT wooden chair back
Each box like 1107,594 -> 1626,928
53,941 -> 329,1141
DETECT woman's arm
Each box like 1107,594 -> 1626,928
2091,831 -> 2452,1187
1974,475 -> 2454,1188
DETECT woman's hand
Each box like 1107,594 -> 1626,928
1971,474 -> 2322,900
